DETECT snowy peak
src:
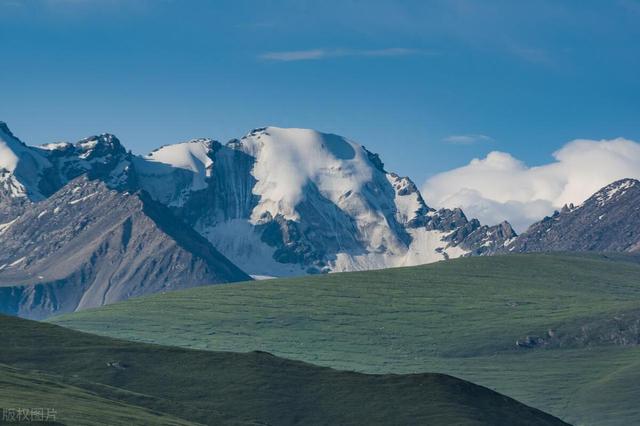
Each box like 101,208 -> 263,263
134,138 -> 219,206
146,138 -> 216,175
40,141 -> 74,153
231,126 -> 379,222
0,122 -> 51,201
75,134 -> 126,160
38,132 -> 131,193
40,134 -> 126,160
387,172 -> 432,228
0,122 -> 26,176
589,178 -> 639,207
128,125 -> 515,275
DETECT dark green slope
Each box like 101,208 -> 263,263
51,253 -> 640,425
0,315 -> 566,426
0,364 -> 196,426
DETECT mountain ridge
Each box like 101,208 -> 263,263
2,120 -> 639,317
504,178 -> 640,254
0,175 -> 250,319
1,122 -> 516,279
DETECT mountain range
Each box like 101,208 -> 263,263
1,121 -> 638,318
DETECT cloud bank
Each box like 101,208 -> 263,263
422,138 -> 640,232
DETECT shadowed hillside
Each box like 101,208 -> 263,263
0,314 -> 566,425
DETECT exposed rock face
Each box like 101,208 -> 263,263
444,218 -> 517,256
505,179 -> 640,253
0,189 -> 30,224
41,133 -> 133,191
0,177 -> 250,319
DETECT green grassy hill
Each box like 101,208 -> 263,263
0,314 -> 566,426
0,364 -> 196,426
52,253 -> 640,425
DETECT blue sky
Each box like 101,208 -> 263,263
1,0 -> 639,185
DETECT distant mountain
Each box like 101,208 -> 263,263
0,176 -> 249,319
0,124 -> 132,222
504,179 -> 640,253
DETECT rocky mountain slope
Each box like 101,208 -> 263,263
504,179 -> 640,253
0,176 -> 249,319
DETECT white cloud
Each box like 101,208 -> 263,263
442,134 -> 493,145
422,138 -> 640,232
259,48 -> 429,62
259,49 -> 327,61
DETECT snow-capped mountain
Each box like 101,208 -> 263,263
0,123 -> 251,318
503,179 -> 640,253
0,123 -> 132,222
132,127 -> 516,276
41,133 -> 132,190
0,122 -> 514,285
